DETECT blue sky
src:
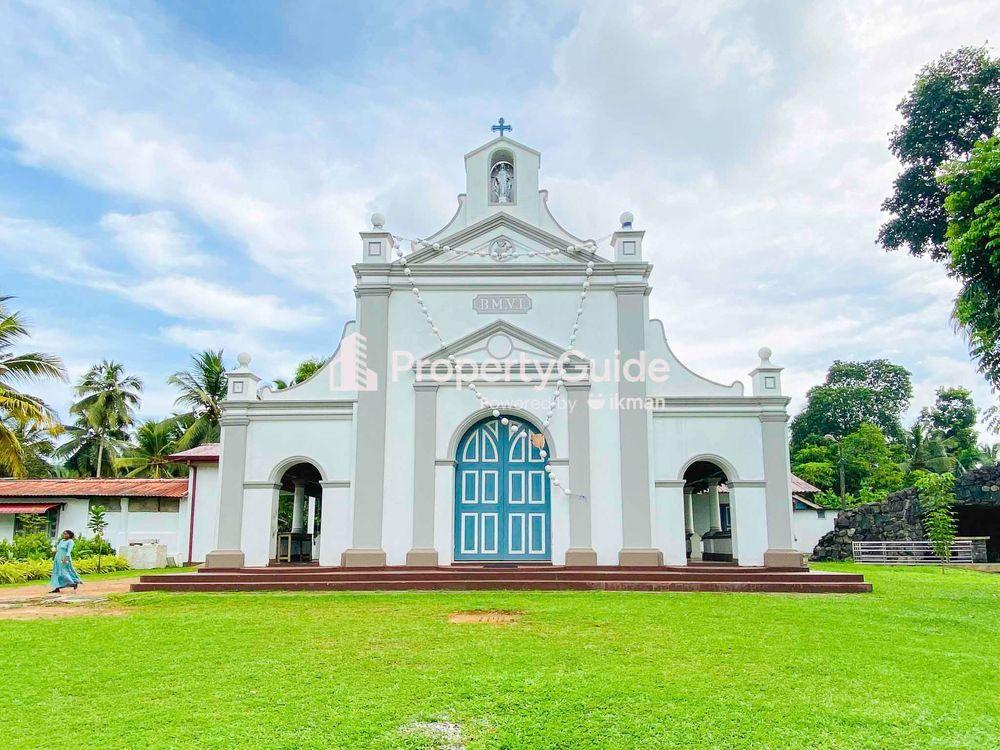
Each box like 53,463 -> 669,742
0,0 -> 997,438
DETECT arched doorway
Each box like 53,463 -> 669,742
683,459 -> 734,563
454,415 -> 551,562
274,462 -> 323,563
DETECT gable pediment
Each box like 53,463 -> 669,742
415,320 -> 588,384
407,212 -> 608,266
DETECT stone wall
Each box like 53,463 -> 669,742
811,488 -> 922,561
811,464 -> 1000,561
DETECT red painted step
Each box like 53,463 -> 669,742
132,565 -> 871,594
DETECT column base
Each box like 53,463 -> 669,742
764,549 -> 806,568
341,548 -> 387,567
203,550 -> 245,569
689,533 -> 703,561
405,548 -> 439,567
564,548 -> 598,566
618,548 -> 663,567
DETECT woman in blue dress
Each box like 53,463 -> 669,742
50,529 -> 82,593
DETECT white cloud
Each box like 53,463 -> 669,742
0,0 -> 996,439
100,211 -> 208,272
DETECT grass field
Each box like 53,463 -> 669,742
1,564 -> 997,749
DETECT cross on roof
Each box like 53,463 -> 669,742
491,117 -> 512,136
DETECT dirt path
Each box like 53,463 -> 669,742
0,577 -> 147,620
0,577 -> 141,602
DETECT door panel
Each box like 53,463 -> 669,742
454,417 -> 550,561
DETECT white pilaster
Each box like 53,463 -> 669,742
729,483 -> 767,566
241,485 -> 278,568
652,483 -> 687,566
318,482 -> 352,567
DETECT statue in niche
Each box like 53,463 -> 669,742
491,162 -> 514,204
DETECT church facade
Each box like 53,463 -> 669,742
197,130 -> 803,570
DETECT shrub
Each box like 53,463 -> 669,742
0,534 -> 114,562
0,533 -> 54,561
72,536 -> 116,559
0,555 -> 130,585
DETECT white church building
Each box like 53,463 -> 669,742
188,128 -> 804,571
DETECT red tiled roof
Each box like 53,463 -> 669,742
791,475 -> 822,494
168,443 -> 220,462
0,478 -> 188,498
0,502 -> 61,514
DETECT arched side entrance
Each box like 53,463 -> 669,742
683,459 -> 734,563
454,415 -> 551,562
273,461 -> 323,563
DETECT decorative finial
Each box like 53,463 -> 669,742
620,211 -> 634,229
757,347 -> 773,365
237,352 -> 252,369
371,212 -> 385,229
491,117 -> 512,136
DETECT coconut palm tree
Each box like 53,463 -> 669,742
1,417 -> 59,477
979,442 -> 999,466
72,360 -> 143,427
901,423 -> 955,475
168,350 -> 227,448
0,296 -> 66,477
116,418 -> 185,478
56,402 -> 129,478
68,360 -> 143,477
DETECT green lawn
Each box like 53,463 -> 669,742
0,566 -> 199,589
2,564 -> 997,749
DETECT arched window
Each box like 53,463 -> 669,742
489,149 -> 515,204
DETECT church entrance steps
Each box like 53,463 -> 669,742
132,565 -> 871,593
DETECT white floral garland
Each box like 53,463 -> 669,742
394,236 -> 602,497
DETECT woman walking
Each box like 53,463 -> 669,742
50,530 -> 81,593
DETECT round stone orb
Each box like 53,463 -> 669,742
371,212 -> 385,229
620,211 -> 634,228
237,352 -> 252,367
758,346 -> 772,361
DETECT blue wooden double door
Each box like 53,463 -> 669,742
454,417 -> 551,561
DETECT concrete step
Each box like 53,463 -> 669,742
140,568 -> 864,583
131,578 -> 872,594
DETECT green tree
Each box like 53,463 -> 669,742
116,418 -> 185,478
87,504 -> 109,573
941,136 -> 1000,390
918,386 -> 981,469
1,417 -> 59,477
0,296 -> 66,477
69,360 -> 143,477
901,422 -> 955,475
791,360 -> 913,448
168,350 -> 228,448
72,360 -> 143,427
915,471 -> 957,569
791,423 -> 906,506
273,356 -> 327,390
879,46 -> 1000,260
979,442 -> 999,465
56,404 -> 129,477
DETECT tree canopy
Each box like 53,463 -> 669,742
790,360 -> 913,448
879,46 -> 1000,260
0,296 -> 66,477
941,136 -> 1000,389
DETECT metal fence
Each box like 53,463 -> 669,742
852,540 -> 974,565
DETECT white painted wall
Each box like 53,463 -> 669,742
793,508 -> 836,555
0,514 -> 14,542
44,499 -> 186,556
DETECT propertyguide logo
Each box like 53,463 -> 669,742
329,337 -> 668,409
